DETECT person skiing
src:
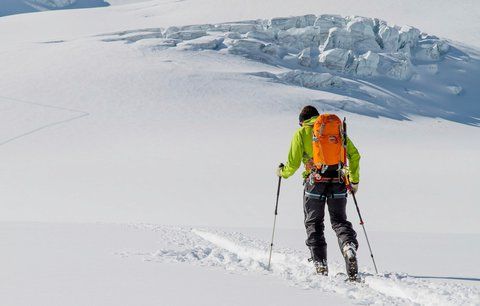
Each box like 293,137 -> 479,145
276,105 -> 361,280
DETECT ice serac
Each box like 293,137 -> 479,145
415,39 -> 450,61
214,22 -> 261,34
279,70 -> 343,89
323,16 -> 381,54
378,53 -> 412,80
246,30 -> 275,42
262,43 -> 281,57
165,30 -> 207,41
277,26 -> 322,52
398,25 -> 421,50
319,48 -> 353,72
314,14 -> 346,43
166,24 -> 213,34
354,51 -> 379,76
224,32 -> 241,39
178,36 -> 224,50
104,13 -> 455,83
345,16 -> 381,53
268,15 -> 316,31
377,23 -> 400,52
228,39 -> 266,58
322,27 -> 351,51
298,47 -> 318,67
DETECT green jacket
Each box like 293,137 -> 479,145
280,116 -> 361,183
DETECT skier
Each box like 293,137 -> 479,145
276,105 -> 361,280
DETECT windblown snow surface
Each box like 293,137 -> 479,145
1,0 -> 479,305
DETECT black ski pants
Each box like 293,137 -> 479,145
303,181 -> 358,262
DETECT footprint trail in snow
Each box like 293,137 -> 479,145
117,225 -> 480,305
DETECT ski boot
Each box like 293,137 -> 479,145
342,242 -> 359,282
314,259 -> 328,276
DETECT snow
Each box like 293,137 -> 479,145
3,223 -> 478,305
0,0 -> 480,305
1,5 -> 479,231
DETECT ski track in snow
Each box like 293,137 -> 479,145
117,224 -> 480,305
0,95 -> 89,147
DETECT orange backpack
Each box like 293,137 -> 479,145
312,114 -> 346,168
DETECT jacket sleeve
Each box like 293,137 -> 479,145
346,137 -> 361,183
281,130 -> 304,179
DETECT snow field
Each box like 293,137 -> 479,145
1,1 -> 480,305
0,17 -> 479,234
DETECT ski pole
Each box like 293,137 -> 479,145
348,184 -> 379,274
342,117 -> 378,274
267,163 -> 283,271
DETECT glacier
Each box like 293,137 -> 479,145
101,14 -> 454,82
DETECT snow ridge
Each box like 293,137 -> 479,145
118,225 -> 480,305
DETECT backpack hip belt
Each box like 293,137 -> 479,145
307,169 -> 343,184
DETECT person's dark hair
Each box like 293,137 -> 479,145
299,105 -> 319,123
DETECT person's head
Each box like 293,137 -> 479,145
298,105 -> 319,126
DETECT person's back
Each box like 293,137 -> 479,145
276,105 -> 361,280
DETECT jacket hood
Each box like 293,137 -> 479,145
302,116 -> 318,127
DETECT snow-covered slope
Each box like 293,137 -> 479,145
0,1 -> 479,305
1,9 -> 479,233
